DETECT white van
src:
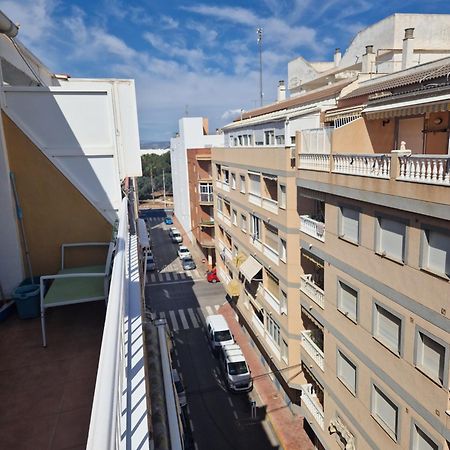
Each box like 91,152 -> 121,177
219,344 -> 252,393
206,314 -> 234,354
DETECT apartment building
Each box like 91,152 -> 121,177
170,117 -> 223,242
212,15 -> 450,450
187,148 -> 216,267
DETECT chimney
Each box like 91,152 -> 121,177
277,80 -> 286,102
361,45 -> 375,73
402,27 -> 415,70
334,48 -> 341,67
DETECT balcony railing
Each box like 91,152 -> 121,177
217,266 -> 231,284
215,180 -> 230,192
333,154 -> 391,178
300,274 -> 324,309
87,197 -> 150,449
301,384 -> 324,430
398,155 -> 450,186
262,197 -> 278,214
301,330 -> 324,371
298,154 -> 330,172
262,287 -> 281,315
300,215 -> 325,242
249,192 -> 262,207
199,219 -> 215,227
263,243 -> 279,264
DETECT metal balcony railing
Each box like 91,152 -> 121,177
301,330 -> 324,371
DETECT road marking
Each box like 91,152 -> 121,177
159,311 -> 166,320
228,397 -> 234,407
179,272 -> 186,279
169,310 -> 179,331
147,279 -> 208,287
150,274 -> 156,282
193,269 -> 200,279
187,308 -> 199,328
164,273 -> 171,281
174,272 -> 181,280
205,306 -> 214,316
214,305 -> 220,312
233,411 -> 238,420
178,309 -> 189,330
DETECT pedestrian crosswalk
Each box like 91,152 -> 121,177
145,216 -> 164,223
147,270 -> 203,284
156,304 -> 222,332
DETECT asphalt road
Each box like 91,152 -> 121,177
141,209 -> 279,450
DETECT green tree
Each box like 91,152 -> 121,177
139,152 -> 172,199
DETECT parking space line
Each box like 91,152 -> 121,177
228,397 -> 234,407
178,309 -> 189,330
169,310 -> 179,331
214,305 -> 220,312
187,308 -> 199,328
205,306 -> 214,316
164,273 -> 171,281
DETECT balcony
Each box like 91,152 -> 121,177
398,154 -> 450,186
199,192 -> 214,205
300,274 -> 324,309
215,180 -> 230,193
333,154 -> 391,178
261,286 -> 281,315
263,243 -> 279,265
298,154 -> 330,172
300,127 -> 333,155
301,330 -> 325,371
216,210 -> 231,227
249,192 -> 262,207
199,219 -> 215,227
262,197 -> 278,214
301,384 -> 324,430
300,215 -> 325,242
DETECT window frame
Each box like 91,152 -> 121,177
419,223 -> 450,279
231,172 -> 236,190
240,174 -> 246,193
409,419 -> 441,450
371,382 -> 400,442
372,300 -> 404,357
336,348 -> 357,396
240,213 -> 247,233
374,213 -> 408,264
279,238 -> 287,263
337,278 -> 359,324
279,184 -> 287,209
232,208 -> 238,226
414,325 -> 449,387
338,205 -> 361,245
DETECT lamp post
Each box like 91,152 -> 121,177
257,27 -> 263,107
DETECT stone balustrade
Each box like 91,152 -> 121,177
398,155 -> 450,185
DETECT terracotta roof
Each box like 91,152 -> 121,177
343,56 -> 450,99
236,78 -> 354,121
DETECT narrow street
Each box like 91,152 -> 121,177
142,209 -> 279,450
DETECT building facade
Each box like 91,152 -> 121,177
212,15 -> 450,450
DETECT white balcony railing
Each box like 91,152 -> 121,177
300,215 -> 325,242
263,244 -> 279,265
262,197 -> 278,214
217,266 -> 231,285
298,154 -> 331,172
398,155 -> 450,186
301,330 -> 324,371
301,384 -> 324,430
199,193 -> 214,203
249,192 -> 262,207
87,197 -> 151,450
263,287 -> 281,314
333,154 -> 390,178
300,274 -> 324,309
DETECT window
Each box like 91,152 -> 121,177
216,164 -> 221,180
373,304 -> 401,354
280,290 -> 287,315
421,228 -> 450,277
340,207 -> 359,244
241,214 -> 247,233
199,183 -> 213,203
412,423 -> 439,450
264,130 -> 275,145
279,238 -> 287,262
223,169 -> 230,185
416,331 -> 445,384
233,137 -> 238,146
240,175 -> 246,193
232,209 -> 237,226
279,185 -> 286,209
217,196 -> 223,213
275,135 -> 285,145
229,135 -> 234,147
266,314 -> 280,346
337,351 -> 357,394
231,173 -> 236,189
376,217 -> 406,262
281,339 -> 288,363
337,281 -> 358,322
264,223 -> 279,252
248,172 -> 260,196
265,269 -> 279,298
238,135 -> 242,146
250,215 -> 261,241
372,385 -> 399,440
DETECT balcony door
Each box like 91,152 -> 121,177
397,117 -> 424,154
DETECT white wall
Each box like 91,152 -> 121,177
170,117 -> 223,241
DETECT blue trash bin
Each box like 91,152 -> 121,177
13,282 -> 41,319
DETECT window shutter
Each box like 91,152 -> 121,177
338,351 -> 356,392
414,425 -> 438,450
373,386 -> 398,436
339,282 -> 357,321
427,230 -> 450,276
375,305 -> 401,353
418,333 -> 444,383
341,207 -> 359,242
379,218 -> 405,260
249,173 -> 260,195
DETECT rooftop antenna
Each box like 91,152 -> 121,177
257,27 -> 263,107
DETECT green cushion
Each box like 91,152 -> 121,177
44,265 -> 106,307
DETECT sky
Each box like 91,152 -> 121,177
0,0 -> 448,142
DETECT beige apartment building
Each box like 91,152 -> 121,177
212,18 -> 450,450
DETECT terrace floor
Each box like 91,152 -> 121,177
0,301 -> 105,450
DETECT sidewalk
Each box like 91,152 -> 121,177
219,302 -> 314,450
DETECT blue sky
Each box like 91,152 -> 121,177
0,0 -> 448,142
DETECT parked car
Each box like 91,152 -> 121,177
177,245 -> 191,259
207,268 -> 220,283
205,314 -> 234,354
169,227 -> 177,237
171,230 -> 183,243
146,254 -> 156,271
219,344 -> 252,393
165,216 -> 173,225
171,369 -> 187,408
182,257 -> 196,270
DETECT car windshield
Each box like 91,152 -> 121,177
228,361 -> 248,375
214,330 -> 232,342
180,249 -> 189,254
147,256 -> 154,263
184,258 -> 193,263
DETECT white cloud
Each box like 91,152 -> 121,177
161,15 -> 179,29
221,108 -> 242,120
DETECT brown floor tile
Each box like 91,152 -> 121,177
50,407 -> 91,449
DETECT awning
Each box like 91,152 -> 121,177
301,249 -> 324,268
262,173 -> 278,181
239,256 -> 263,283
363,94 -> 450,120
324,105 -> 364,121
227,279 -> 241,297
